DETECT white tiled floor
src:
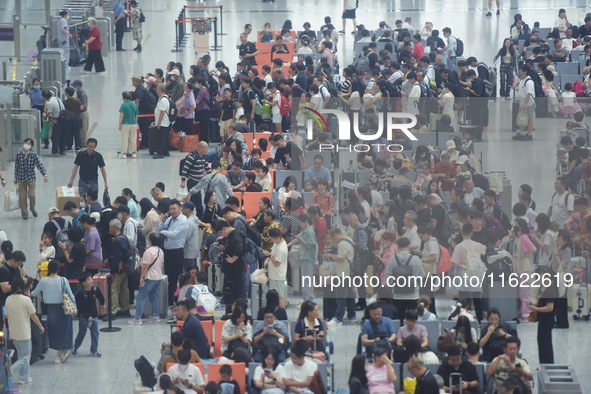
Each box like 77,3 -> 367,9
1,0 -> 591,392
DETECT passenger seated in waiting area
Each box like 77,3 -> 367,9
487,337 -> 533,394
396,309 -> 429,350
449,315 -> 477,352
398,334 -> 440,365
282,340 -> 318,394
361,303 -> 397,359
436,345 -> 480,394
252,307 -> 290,363
218,364 -> 241,394
167,349 -> 205,394
221,306 -> 252,358
158,331 -> 202,373
479,307 -> 517,362
253,348 -> 286,393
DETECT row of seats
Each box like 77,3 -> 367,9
173,319 -> 334,360
360,320 -> 518,356
164,362 -> 246,393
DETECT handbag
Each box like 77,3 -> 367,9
403,377 -> 417,394
103,189 -> 111,207
40,120 -> 51,139
250,268 -> 268,285
527,310 -> 538,323
61,278 -> 78,317
176,95 -> 187,117
176,187 -> 189,201
437,329 -> 457,352
3,187 -> 19,212
516,111 -> 528,128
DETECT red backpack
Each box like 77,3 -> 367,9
573,80 -> 585,97
437,245 -> 452,273
279,92 -> 291,117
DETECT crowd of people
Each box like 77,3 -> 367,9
4,2 -> 591,393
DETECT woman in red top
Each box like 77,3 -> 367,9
308,205 -> 327,254
311,178 -> 334,226
82,18 -> 105,73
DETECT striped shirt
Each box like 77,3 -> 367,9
180,152 -> 211,182
14,151 -> 47,182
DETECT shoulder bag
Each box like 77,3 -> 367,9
61,277 -> 78,317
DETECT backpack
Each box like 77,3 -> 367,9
479,62 -> 496,97
279,92 -> 291,117
355,50 -> 370,74
134,355 -> 157,388
137,86 -> 157,113
160,96 -> 178,123
238,216 -> 263,247
242,235 -> 266,271
551,191 -> 572,209
250,89 -> 263,116
325,80 -> 340,97
472,173 -> 489,191
350,226 -> 376,273
52,219 -> 71,244
573,80 -> 585,97
391,254 -> 416,294
453,36 -> 464,57
486,248 -> 514,280
120,235 -> 139,276
139,10 -> 146,23
195,286 -> 216,317
437,245 -> 452,273
134,222 -> 147,257
483,212 -> 508,239
526,76 -> 544,98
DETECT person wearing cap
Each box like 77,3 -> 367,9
129,0 -> 143,52
457,155 -> 472,182
181,202 -> 199,269
72,80 -> 89,148
118,91 -> 139,159
167,69 -> 185,104
81,18 -> 106,73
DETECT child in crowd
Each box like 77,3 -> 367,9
176,272 -> 193,302
560,83 -> 579,117
38,232 -> 56,265
234,98 -> 244,123
220,147 -> 231,170
187,271 -> 209,303
414,163 -> 433,193
218,364 -> 241,394
462,129 -> 474,154
304,179 -> 317,192
74,272 -> 105,357
205,382 -> 221,394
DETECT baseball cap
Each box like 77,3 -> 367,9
446,140 -> 456,150
118,205 -> 130,214
457,155 -> 469,165
428,193 -> 443,203
90,211 -> 101,223
72,80 -> 83,87
169,69 -> 180,76
182,201 -> 195,210
131,74 -> 143,82
47,207 -> 60,215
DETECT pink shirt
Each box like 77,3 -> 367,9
380,244 -> 398,282
519,234 -> 535,253
367,364 -> 395,393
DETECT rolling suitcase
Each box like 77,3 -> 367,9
93,272 -> 110,317
144,274 -> 169,318
30,313 -> 45,364
180,134 -> 200,152
208,117 -> 221,143
148,124 -> 162,155
250,282 -> 268,320
449,373 -> 462,393
572,284 -> 590,321
207,262 -> 224,296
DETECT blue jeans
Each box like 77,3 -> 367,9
205,150 -> 220,163
11,339 -> 31,381
74,316 -> 99,353
447,56 -> 457,71
135,279 -> 161,320
78,179 -> 98,198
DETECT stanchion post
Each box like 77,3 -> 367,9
100,274 -> 121,333
210,17 -> 220,51
219,5 -> 226,35
172,19 -> 182,52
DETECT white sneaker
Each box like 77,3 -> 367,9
18,377 -> 33,385
127,319 -> 142,325
131,153 -> 137,158
119,154 -> 127,159
328,318 -> 343,327
61,349 -> 72,363
146,316 -> 161,323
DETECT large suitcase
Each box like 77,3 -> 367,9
180,134 -> 200,152
148,125 -> 162,155
144,274 -> 169,318
208,117 -> 221,143
535,97 -> 548,118
250,282 -> 268,320
511,101 -> 520,132
207,263 -> 224,296
572,284 -> 591,321
30,313 -> 46,364
93,272 -> 109,317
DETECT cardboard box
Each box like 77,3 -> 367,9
56,186 -> 80,211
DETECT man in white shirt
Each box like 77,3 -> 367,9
462,179 -> 485,206
513,64 -> 536,141
562,28 -> 575,52
168,349 -> 205,394
442,27 -> 457,70
402,211 -> 421,249
119,205 -> 138,247
548,177 -> 575,229
262,82 -> 283,134
283,340 -> 318,392
388,63 -> 403,84
407,71 -> 421,116
154,84 -> 171,159
309,85 -> 324,111
314,78 -> 331,108
264,228 -> 288,303
235,23 -> 254,49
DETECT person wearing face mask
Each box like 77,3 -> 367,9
29,79 -> 49,149
14,138 -> 48,220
